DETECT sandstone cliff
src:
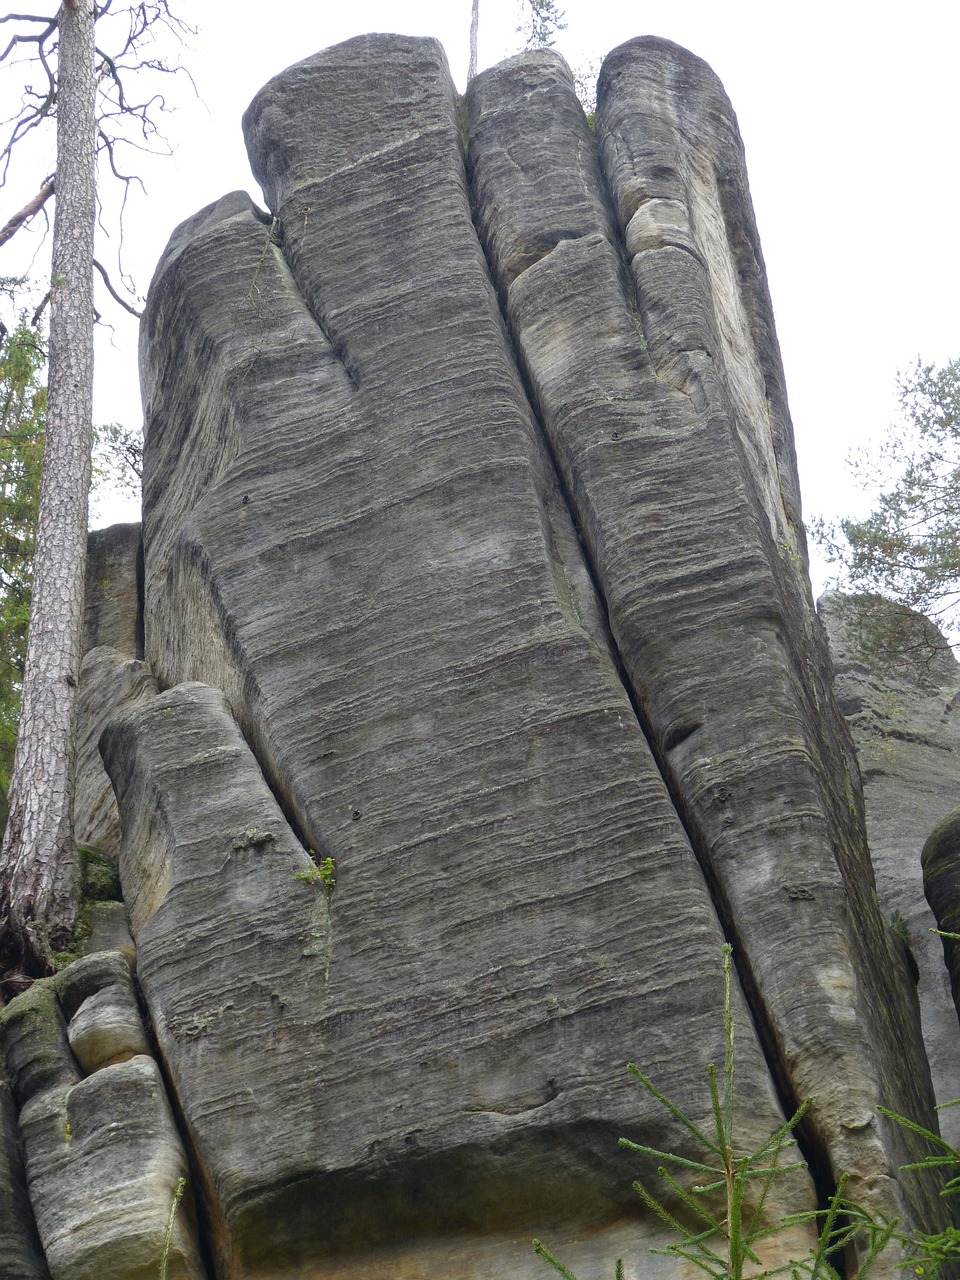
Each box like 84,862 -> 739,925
821,595 -> 960,1147
2,33 -> 957,1280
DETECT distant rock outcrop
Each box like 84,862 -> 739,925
820,594 -> 960,1144
924,808 -> 960,1036
2,32 -> 958,1280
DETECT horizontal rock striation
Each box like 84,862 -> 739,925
0,952 -> 204,1280
0,1062 -> 49,1280
131,33 -> 799,1273
101,676 -> 809,1271
72,529 -> 143,953
74,644 -> 148,860
821,594 -> 960,1142
464,40 -> 942,1238
16,28 -> 950,1280
82,523 -> 140,659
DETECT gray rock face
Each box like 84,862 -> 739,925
11,30 -> 957,1280
103,678 -> 796,1270
74,527 -> 142,876
82,523 -> 139,657
133,40 -> 797,1257
74,646 -> 151,859
461,46 -> 939,1230
71,647 -> 154,970
0,953 -> 203,1280
821,594 -> 960,1142
0,1066 -> 49,1280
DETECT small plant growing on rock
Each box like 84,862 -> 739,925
159,1176 -> 186,1280
890,909 -> 911,944
878,1098 -> 960,1278
294,855 -> 336,894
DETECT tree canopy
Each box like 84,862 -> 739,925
0,1 -> 191,312
468,0 -> 567,81
814,358 -> 960,669
518,0 -> 566,50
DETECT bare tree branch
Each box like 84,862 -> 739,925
0,173 -> 52,246
93,255 -> 139,316
0,17 -> 54,66
29,287 -> 48,326
1,2 -> 195,313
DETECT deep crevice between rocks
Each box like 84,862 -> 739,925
120,552 -> 327,1275
128,964 -> 221,1280
460,87 -> 844,1261
589,92 -> 851,1244
608,88 -> 942,1229
130,58 -> 840,1265
155,539 -> 333,888
265,214 -> 361,391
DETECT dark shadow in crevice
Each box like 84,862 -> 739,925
128,964 -> 221,1280
460,61 -> 843,1249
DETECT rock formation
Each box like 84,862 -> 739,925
2,32 -> 958,1280
821,595 -> 960,1146
924,808 -> 960,1036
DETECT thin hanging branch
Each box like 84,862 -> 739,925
93,254 -> 139,316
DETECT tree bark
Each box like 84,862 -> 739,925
468,0 -> 478,81
0,0 -> 95,979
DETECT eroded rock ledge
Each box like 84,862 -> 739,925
2,32 -> 958,1280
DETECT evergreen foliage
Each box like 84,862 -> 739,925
518,0 -> 567,49
534,947 -> 898,1279
814,358 -> 960,665
0,308 -> 45,832
533,944 -> 960,1279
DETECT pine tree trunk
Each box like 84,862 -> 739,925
468,0 -> 479,80
0,0 -> 95,981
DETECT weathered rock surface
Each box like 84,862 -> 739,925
75,527 -> 143,864
463,39 -> 941,1236
0,953 -> 204,1280
0,1063 -> 49,1279
70,647 -> 154,971
130,66 -> 799,1258
102,676 -> 806,1272
924,809 -> 960,1037
821,594 -> 960,1141
10,29 -> 959,1280
74,644 -> 152,859
82,523 -> 140,656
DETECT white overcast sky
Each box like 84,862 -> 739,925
2,0 -> 958,593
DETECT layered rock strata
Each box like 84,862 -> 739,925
821,595 -> 960,1142
2,31 -> 955,1280
82,523 -> 140,658
135,37 -> 799,1271
0,952 -> 203,1280
461,47 -> 938,1231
